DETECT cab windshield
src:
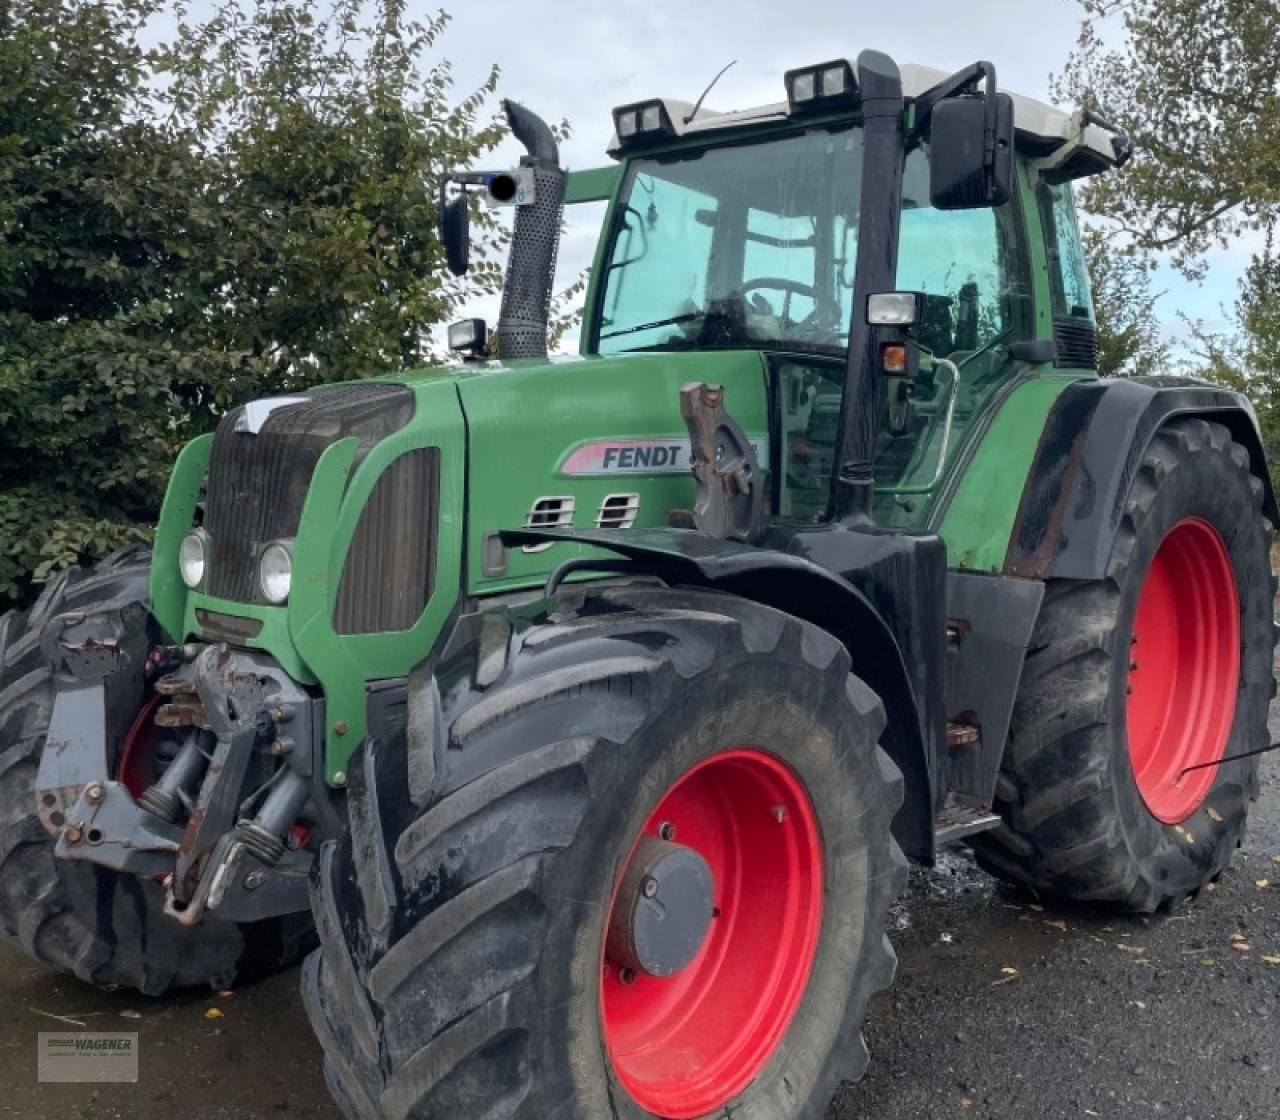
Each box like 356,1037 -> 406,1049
595,126 -> 864,356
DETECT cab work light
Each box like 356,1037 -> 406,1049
785,59 -> 858,110
612,100 -> 676,147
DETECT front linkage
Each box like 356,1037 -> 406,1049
37,613 -> 337,928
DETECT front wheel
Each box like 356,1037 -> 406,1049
304,586 -> 906,1119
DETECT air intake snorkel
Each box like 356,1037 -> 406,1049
437,101 -> 567,361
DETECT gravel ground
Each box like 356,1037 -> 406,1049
2,744 -> 1278,1118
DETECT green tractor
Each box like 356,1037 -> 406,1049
1,50 -> 1274,1120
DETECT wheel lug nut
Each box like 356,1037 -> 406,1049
658,821 -> 676,841
642,876 -> 659,899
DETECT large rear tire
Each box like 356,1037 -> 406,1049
304,585 -> 906,1120
972,419 -> 1275,911
0,548 -> 313,994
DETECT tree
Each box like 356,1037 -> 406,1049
1061,0 -> 1280,482
0,0 -> 506,608
1171,253 -> 1280,490
1059,0 -> 1280,276
1082,226 -> 1170,378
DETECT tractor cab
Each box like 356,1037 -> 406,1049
443,55 -> 1130,538
592,63 -> 1123,526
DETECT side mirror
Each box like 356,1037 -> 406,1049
929,92 -> 1014,210
440,192 -> 471,276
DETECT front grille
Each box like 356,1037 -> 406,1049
1053,317 -> 1099,370
334,448 -> 440,634
203,384 -> 415,602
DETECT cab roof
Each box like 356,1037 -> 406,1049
608,60 -> 1126,183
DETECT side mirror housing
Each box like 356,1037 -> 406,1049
929,92 -> 1014,210
440,193 -> 471,276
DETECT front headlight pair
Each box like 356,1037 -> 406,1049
179,529 -> 293,605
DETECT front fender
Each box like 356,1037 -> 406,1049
501,525 -> 939,862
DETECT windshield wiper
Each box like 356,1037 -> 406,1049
599,311 -> 704,342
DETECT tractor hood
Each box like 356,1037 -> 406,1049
148,348 -> 768,780
435,350 -> 771,594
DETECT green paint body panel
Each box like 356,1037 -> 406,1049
565,165 -> 621,204
150,432 -> 213,642
938,374 -> 1085,571
449,351 -> 769,594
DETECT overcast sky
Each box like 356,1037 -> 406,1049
164,0 -> 1249,355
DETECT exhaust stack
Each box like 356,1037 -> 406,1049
495,100 -> 567,361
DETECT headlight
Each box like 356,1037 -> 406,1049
179,529 -> 209,589
258,541 -> 294,604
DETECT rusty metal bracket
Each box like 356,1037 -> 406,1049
39,570 -> 150,684
167,646 -> 272,910
670,382 -> 763,543
54,779 -> 182,876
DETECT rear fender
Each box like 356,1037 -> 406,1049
1006,378 -> 1278,580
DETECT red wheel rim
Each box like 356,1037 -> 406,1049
1126,517 -> 1240,823
601,749 -> 824,1118
117,693 -> 163,799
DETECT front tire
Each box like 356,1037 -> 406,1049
972,419 -> 1275,911
304,585 -> 906,1119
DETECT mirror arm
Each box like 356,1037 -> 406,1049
912,60 -> 1003,201
911,60 -> 994,132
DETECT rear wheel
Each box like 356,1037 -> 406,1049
0,548 -> 313,994
304,586 -> 906,1120
973,419 -> 1275,911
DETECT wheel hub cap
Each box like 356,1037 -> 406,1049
606,837 -> 715,979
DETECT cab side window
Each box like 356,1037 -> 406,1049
896,147 -> 1033,360
1038,181 -> 1095,320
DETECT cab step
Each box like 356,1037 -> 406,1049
934,800 -> 1002,846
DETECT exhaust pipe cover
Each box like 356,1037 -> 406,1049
495,100 -> 567,361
